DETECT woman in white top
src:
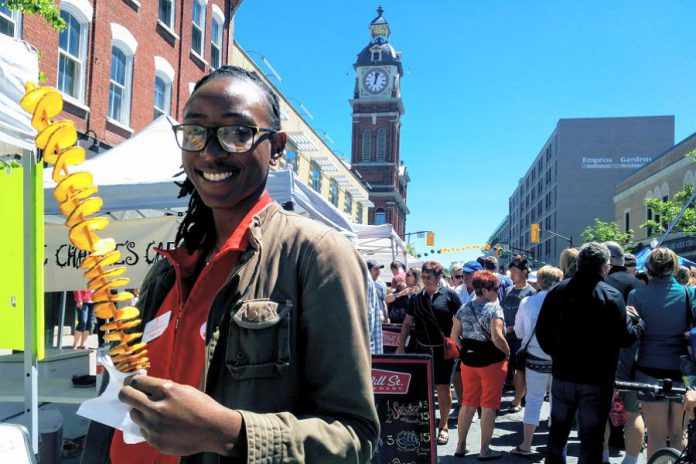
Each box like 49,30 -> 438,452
512,265 -> 564,456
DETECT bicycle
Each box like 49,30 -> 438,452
614,379 -> 694,464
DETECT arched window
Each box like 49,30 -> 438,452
191,0 -> 207,57
684,171 -> 695,189
376,128 -> 386,161
210,5 -> 224,69
58,1 -> 92,102
361,129 -> 371,161
153,56 -> 174,119
374,208 -> 386,225
109,23 -> 137,126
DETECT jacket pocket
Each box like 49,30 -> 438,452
225,299 -> 292,379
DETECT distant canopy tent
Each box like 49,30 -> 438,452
634,246 -> 696,270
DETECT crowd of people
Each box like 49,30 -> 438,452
370,242 -> 696,463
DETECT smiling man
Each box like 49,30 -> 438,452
82,66 -> 379,464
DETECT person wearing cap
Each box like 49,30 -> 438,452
367,260 -> 388,324
600,243 -> 646,464
456,261 -> 483,304
481,256 -> 513,301
527,271 -> 539,292
624,253 -> 637,276
501,257 -> 536,412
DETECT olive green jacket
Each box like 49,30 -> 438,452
82,202 -> 379,464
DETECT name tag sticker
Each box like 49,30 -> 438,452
142,311 -> 172,343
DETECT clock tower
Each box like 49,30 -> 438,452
350,5 -> 409,237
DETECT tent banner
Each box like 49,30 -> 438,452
44,216 -> 179,292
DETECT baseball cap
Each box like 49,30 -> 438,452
624,253 -> 637,268
603,241 -> 624,259
366,259 -> 384,270
528,271 -> 538,283
462,261 -> 483,274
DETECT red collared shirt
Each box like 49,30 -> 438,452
110,192 -> 272,464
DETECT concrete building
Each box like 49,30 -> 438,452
509,116 -> 674,265
614,132 -> 696,259
229,43 -> 371,224
2,0 -> 240,153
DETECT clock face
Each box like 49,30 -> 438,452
363,69 -> 388,94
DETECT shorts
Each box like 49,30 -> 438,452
619,390 -> 640,413
417,345 -> 455,385
460,360 -> 508,409
635,370 -> 684,403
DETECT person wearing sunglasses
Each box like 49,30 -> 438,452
396,261 -> 463,446
84,66 -> 379,464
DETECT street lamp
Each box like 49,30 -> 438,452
287,97 -> 314,120
245,50 -> 282,82
314,128 -> 335,145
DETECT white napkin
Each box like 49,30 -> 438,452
76,352 -> 146,444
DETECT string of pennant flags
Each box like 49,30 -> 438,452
416,244 -> 511,258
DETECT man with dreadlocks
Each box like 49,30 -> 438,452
82,66 -> 379,463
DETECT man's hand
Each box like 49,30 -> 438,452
684,390 -> 696,419
395,346 -> 405,355
119,375 -> 244,457
76,301 -> 83,309
626,305 -> 640,323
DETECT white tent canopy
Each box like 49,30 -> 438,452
0,34 -> 38,154
42,116 -> 357,239
353,222 -> 424,270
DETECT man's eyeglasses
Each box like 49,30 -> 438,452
172,124 -> 276,154
406,273 -> 414,277
422,272 -> 439,279
454,274 -> 465,279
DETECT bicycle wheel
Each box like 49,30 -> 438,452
648,448 -> 683,464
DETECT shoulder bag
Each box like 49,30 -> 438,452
459,302 -> 507,368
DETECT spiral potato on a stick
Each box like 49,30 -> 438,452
21,83 -> 149,372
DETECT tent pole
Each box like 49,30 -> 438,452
57,291 -> 67,349
22,150 -> 38,454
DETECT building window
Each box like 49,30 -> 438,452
285,149 -> 297,172
376,128 -> 386,161
330,180 -> 339,206
344,192 -> 353,214
153,74 -> 171,119
356,203 -> 363,223
210,6 -> 224,69
371,50 -> 381,61
361,129 -> 371,161
191,0 -> 206,57
310,162 -> 321,192
625,211 -> 630,233
0,4 -> 20,38
108,45 -> 132,125
158,0 -> 174,29
57,9 -> 89,102
374,208 -> 386,225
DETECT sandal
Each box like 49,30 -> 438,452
511,445 -> 533,456
436,428 -> 449,445
454,446 -> 470,457
478,449 -> 503,461
507,404 -> 522,413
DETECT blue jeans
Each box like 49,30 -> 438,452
545,377 -> 613,464
75,302 -> 94,332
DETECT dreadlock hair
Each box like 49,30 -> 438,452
175,66 -> 282,253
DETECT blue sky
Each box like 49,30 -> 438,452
235,1 -> 696,265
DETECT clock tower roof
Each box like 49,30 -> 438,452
355,6 -> 403,74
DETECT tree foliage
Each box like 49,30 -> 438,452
405,242 -> 417,257
641,185 -> 696,237
3,0 -> 65,31
580,218 -> 634,247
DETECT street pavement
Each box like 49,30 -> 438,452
435,388 -> 648,463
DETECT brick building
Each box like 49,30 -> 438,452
2,0 -> 241,152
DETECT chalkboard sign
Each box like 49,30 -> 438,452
371,354 -> 436,464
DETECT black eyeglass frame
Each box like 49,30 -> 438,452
172,124 -> 277,154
